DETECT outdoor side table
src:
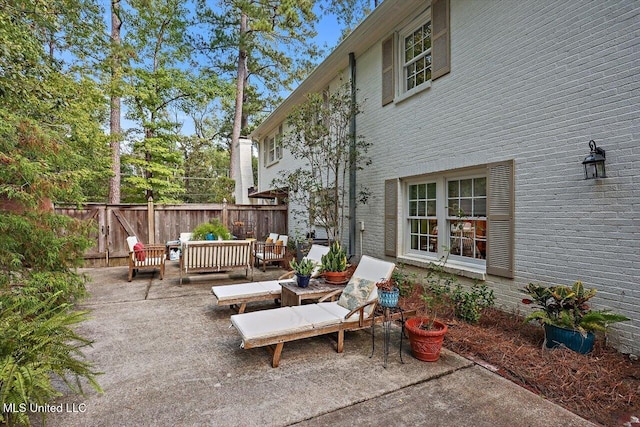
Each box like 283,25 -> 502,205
370,305 -> 406,368
280,279 -> 345,307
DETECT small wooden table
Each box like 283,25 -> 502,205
280,279 -> 346,307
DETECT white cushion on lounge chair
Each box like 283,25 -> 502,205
291,304 -> 342,328
212,280 -> 281,301
317,301 -> 368,323
231,307 -> 313,342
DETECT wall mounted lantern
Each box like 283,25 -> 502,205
582,140 -> 606,179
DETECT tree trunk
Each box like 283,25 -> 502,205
108,0 -> 122,203
230,12 -> 248,182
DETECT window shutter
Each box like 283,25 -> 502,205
384,178 -> 398,257
381,35 -> 394,106
431,0 -> 450,80
486,160 -> 515,278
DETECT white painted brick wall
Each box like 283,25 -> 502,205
257,0 -> 640,354
353,0 -> 640,354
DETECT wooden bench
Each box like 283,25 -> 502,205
179,240 -> 254,285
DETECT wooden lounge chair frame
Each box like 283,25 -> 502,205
241,289 -> 414,368
231,255 -> 412,367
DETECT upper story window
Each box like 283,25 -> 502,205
264,124 -> 283,166
381,0 -> 450,106
402,15 -> 432,93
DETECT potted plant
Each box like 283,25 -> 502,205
320,241 -> 349,285
404,258 -> 454,362
521,281 -> 630,354
192,219 -> 231,241
376,278 -> 400,308
290,258 -> 315,288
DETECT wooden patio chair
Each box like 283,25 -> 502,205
126,236 -> 167,282
212,244 -> 330,314
230,255 -> 406,368
253,234 -> 289,271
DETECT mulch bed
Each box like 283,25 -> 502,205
399,285 -> 640,427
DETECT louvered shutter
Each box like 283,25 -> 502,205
486,161 -> 515,278
384,178 -> 398,257
431,0 -> 450,80
381,36 -> 394,106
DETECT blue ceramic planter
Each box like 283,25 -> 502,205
544,324 -> 595,354
379,287 -> 400,308
296,274 -> 311,288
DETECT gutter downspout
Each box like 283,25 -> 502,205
349,52 -> 357,257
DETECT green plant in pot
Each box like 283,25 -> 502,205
320,241 -> 348,285
192,219 -> 231,241
404,258 -> 454,362
290,258 -> 315,288
521,281 -> 630,354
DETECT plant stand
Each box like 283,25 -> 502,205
370,305 -> 406,368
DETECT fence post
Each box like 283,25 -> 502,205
147,196 -> 155,244
222,198 -> 228,229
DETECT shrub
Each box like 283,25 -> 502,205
191,218 -> 231,240
0,211 -> 102,426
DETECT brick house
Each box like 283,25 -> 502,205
249,0 -> 640,355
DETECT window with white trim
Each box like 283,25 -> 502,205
264,124 -> 283,166
446,177 -> 487,260
381,0 -> 450,106
385,160 -> 514,278
405,172 -> 487,266
401,14 -> 432,94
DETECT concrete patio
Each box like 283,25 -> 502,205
35,261 -> 597,426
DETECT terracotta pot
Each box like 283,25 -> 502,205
405,317 -> 448,362
323,271 -> 348,285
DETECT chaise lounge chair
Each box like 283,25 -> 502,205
230,255 -> 403,367
211,244 -> 330,314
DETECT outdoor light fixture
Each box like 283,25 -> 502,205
582,140 -> 606,179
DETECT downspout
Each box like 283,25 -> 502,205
348,52 -> 357,256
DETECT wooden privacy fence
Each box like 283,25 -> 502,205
55,201 -> 288,267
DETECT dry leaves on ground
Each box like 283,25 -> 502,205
435,307 -> 639,427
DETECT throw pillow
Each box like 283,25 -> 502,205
133,242 -> 146,262
337,277 -> 376,312
274,239 -> 283,255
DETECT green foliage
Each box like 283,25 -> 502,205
391,263 -> 419,297
195,0 -> 321,116
451,283 -> 495,323
274,82 -> 371,241
191,218 -> 231,240
181,141 -> 235,203
0,292 -> 102,426
0,4 -> 107,421
320,241 -> 348,273
412,255 -> 495,328
290,257 -> 315,277
521,281 -> 630,335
